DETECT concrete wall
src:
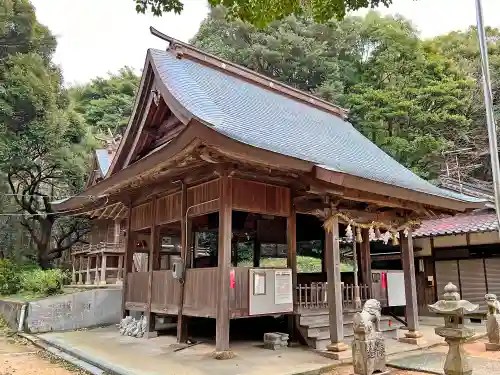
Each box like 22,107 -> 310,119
26,288 -> 122,333
0,300 -> 24,330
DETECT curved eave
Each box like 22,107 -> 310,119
314,166 -> 483,213
55,120 -> 483,214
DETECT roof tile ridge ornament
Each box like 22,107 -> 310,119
150,26 -> 348,120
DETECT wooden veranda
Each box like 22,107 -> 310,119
57,29 -> 482,355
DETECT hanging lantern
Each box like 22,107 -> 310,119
356,227 -> 363,243
375,227 -> 382,239
368,226 -> 375,241
345,224 -> 353,239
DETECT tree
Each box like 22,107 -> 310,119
0,0 -> 93,267
134,0 -> 396,25
191,9 -> 477,179
70,68 -> 140,136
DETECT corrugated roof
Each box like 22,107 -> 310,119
414,213 -> 498,237
95,149 -> 112,176
149,49 -> 480,204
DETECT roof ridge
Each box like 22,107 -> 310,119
149,27 -> 348,120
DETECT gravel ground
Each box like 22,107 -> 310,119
0,333 -> 88,375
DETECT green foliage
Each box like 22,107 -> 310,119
20,268 -> 68,296
133,0 -> 396,26
0,259 -> 21,295
69,67 -> 140,135
0,0 -> 93,267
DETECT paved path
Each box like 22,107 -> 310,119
389,339 -> 499,375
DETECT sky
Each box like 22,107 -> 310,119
31,0 -> 500,86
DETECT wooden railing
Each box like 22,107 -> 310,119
151,270 -> 180,314
183,268 -> 218,317
296,282 -> 371,310
125,272 -> 149,310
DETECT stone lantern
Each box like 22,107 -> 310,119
428,282 -> 478,375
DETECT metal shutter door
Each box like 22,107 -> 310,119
486,258 -> 500,296
459,259 -> 487,312
435,261 -> 459,298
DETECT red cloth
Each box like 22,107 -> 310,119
230,269 -> 235,289
381,272 -> 387,289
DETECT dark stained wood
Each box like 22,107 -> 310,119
216,173 -> 232,352
130,202 -> 153,231
183,268 -> 218,317
230,267 -> 250,318
144,196 -> 158,336
126,272 -> 149,307
156,192 -> 182,224
325,214 -> 344,344
177,182 -> 189,343
151,270 -> 180,314
287,202 -> 297,338
232,178 -> 290,217
121,204 -> 134,318
187,178 -> 220,217
401,229 -> 419,332
360,228 -> 372,297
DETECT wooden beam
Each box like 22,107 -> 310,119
98,205 -> 113,219
177,182 -> 189,343
287,200 -> 297,339
144,196 -> 158,338
400,228 -> 423,343
107,203 -> 121,219
216,172 -> 232,353
325,214 -> 348,355
360,228 -> 372,297
124,95 -> 154,168
121,202 -> 134,318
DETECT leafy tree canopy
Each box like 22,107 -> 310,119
134,0 -> 395,25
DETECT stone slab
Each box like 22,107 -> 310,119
0,299 -> 24,331
37,327 -> 338,375
388,351 -> 500,375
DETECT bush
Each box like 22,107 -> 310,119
20,268 -> 68,296
0,259 -> 21,295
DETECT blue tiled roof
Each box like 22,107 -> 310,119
149,49 -> 480,203
95,149 -> 111,176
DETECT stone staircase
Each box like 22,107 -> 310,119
296,310 -> 400,350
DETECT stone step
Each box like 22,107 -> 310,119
307,327 -> 400,351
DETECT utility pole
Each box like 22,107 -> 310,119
475,0 -> 500,234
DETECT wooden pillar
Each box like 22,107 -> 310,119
177,182 -> 192,343
216,173 -> 232,353
253,236 -> 261,267
100,254 -> 108,285
360,228 -> 372,297
287,203 -> 297,340
78,255 -> 83,285
144,196 -> 159,338
399,228 -> 424,344
85,255 -> 91,285
94,255 -> 100,284
121,203 -> 134,318
325,214 -> 348,357
71,256 -> 76,285
117,255 -> 123,284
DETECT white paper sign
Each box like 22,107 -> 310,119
274,269 -> 292,304
253,272 -> 266,295
387,271 -> 406,306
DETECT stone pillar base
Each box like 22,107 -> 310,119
212,350 -> 236,360
326,342 -> 349,359
485,342 -> 500,351
99,280 -> 107,285
143,330 -> 158,339
398,330 -> 425,345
